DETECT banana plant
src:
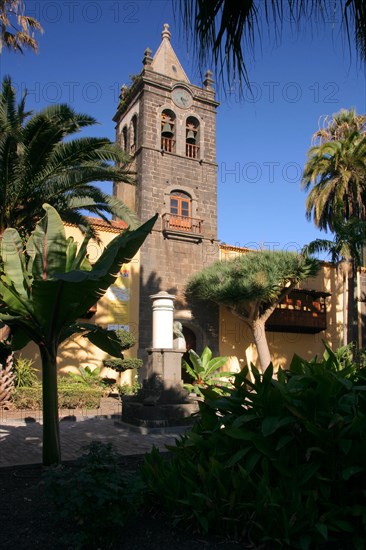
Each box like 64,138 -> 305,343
183,346 -> 231,396
0,204 -> 157,465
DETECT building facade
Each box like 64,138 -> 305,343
113,24 -> 220,360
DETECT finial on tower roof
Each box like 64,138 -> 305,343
162,23 -> 171,41
143,47 -> 153,66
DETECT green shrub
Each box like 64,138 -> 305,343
104,357 -> 143,372
12,384 -> 103,409
13,354 -> 38,387
103,328 -> 141,373
142,342 -> 366,549
117,380 -> 141,396
66,366 -> 104,387
44,441 -> 145,547
182,346 -> 231,396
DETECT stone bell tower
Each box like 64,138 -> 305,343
113,24 -> 220,360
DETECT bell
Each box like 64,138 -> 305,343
186,129 -> 196,143
162,122 -> 173,137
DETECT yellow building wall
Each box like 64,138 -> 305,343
219,246 -> 345,370
19,222 -> 140,384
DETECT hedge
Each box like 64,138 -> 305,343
12,384 -> 104,410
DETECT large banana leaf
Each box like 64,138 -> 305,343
1,229 -> 30,296
0,204 -> 157,354
26,203 -> 67,279
29,214 -> 157,338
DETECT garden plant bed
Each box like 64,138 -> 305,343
0,455 -> 244,550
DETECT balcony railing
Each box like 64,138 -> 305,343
186,143 -> 200,159
162,213 -> 203,235
266,289 -> 330,334
161,137 -> 175,153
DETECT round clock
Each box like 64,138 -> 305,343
172,87 -> 192,109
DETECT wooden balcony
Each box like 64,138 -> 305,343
161,137 -> 175,153
266,289 -> 330,334
162,213 -> 203,242
186,143 -> 200,159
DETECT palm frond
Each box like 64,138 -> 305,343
176,1 -> 366,92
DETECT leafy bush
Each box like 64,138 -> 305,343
103,328 -> 142,373
12,384 -> 103,409
104,357 -> 143,372
67,366 -> 104,387
142,342 -> 366,549
13,355 -> 38,387
117,380 -> 141,396
44,441 -> 145,547
182,346 -> 231,396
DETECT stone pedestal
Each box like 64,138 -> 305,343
122,291 -> 199,427
122,348 -> 199,427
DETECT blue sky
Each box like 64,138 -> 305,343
1,0 -> 365,254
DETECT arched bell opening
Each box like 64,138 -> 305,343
161,109 -> 176,153
185,116 -> 200,159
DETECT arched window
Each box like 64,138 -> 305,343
161,109 -> 176,153
186,116 -> 200,159
121,125 -> 128,152
170,190 -> 192,231
130,115 -> 137,154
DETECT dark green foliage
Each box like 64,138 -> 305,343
44,441 -> 144,548
0,76 -> 140,236
13,384 -> 103,409
104,357 -> 143,372
182,346 -> 231,396
113,329 -> 137,351
103,329 -> 141,372
186,250 -> 319,306
142,342 -> 366,549
117,380 -> 141,396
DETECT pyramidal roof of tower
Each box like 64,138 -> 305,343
150,23 -> 190,83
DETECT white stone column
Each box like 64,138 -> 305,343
150,291 -> 175,349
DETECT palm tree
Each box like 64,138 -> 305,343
313,109 -> 366,145
302,109 -> 366,345
302,131 -> 366,231
177,1 -> 366,90
0,76 -> 139,237
0,0 -> 42,53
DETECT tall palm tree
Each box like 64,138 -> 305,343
0,76 -> 139,237
302,131 -> 366,231
0,0 -> 42,53
313,109 -> 366,145
302,109 -> 366,345
177,1 -> 366,90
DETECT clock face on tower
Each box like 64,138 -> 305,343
172,87 -> 192,109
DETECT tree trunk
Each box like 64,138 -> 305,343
347,261 -> 358,345
342,267 -> 348,346
252,319 -> 272,373
40,344 -> 61,466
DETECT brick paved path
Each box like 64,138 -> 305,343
0,398 -> 188,467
